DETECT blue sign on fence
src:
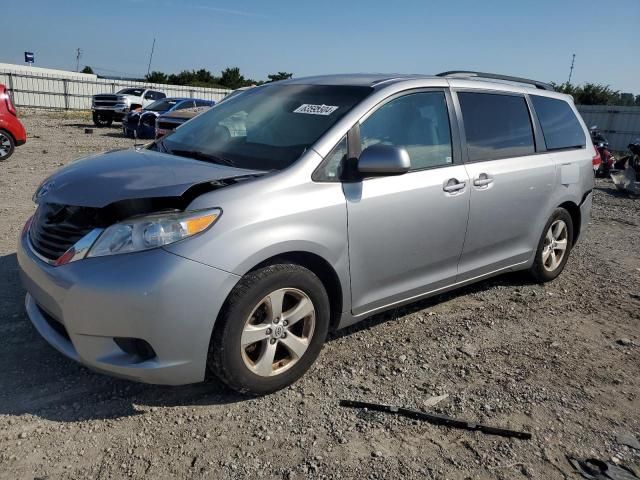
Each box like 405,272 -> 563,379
24,52 -> 34,63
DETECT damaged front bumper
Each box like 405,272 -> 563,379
18,229 -> 240,385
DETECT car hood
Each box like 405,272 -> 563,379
35,148 -> 263,208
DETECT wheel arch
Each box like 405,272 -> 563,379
248,251 -> 344,333
0,127 -> 16,144
558,201 -> 581,244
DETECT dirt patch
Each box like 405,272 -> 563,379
0,112 -> 639,479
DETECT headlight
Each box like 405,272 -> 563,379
87,208 -> 220,258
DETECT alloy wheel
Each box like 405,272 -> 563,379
0,132 -> 12,159
542,219 -> 568,272
241,288 -> 316,377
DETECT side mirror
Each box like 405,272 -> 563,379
357,144 -> 410,176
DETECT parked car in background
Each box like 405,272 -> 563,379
91,88 -> 166,127
155,106 -> 212,138
0,84 -> 27,161
123,98 -> 214,139
218,86 -> 254,104
19,72 -> 594,395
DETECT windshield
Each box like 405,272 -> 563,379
146,99 -> 179,112
117,88 -> 145,96
159,84 -> 372,171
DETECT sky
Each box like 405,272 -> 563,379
2,0 -> 639,92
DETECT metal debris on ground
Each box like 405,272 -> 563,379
339,400 -> 532,440
422,394 -> 449,408
566,456 -> 640,480
611,167 -> 640,195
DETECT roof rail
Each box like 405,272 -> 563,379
436,71 -> 555,91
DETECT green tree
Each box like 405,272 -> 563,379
145,71 -> 168,84
81,66 -> 94,74
267,72 -> 293,82
550,82 -> 628,106
219,67 -> 246,89
577,83 -> 619,105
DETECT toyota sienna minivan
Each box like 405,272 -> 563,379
18,72 -> 594,394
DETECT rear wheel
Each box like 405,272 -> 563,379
209,264 -> 330,395
529,208 -> 573,282
92,112 -> 113,127
0,130 -> 15,161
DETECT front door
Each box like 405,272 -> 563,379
344,90 -> 470,316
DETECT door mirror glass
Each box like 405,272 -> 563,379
358,144 -> 410,176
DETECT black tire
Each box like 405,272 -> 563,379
529,208 -> 574,283
209,264 -> 330,395
0,129 -> 15,161
92,112 -> 113,127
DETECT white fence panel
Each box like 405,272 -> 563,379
0,64 -> 231,110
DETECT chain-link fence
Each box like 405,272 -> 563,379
0,71 -> 231,110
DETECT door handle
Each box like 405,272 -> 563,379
443,179 -> 466,193
473,173 -> 494,188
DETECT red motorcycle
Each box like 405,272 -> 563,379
590,126 -> 615,177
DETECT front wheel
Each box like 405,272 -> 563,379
92,111 -> 113,127
529,208 -> 574,282
208,264 -> 330,395
0,130 -> 15,161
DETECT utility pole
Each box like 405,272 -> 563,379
75,48 -> 82,72
146,38 -> 156,77
567,53 -> 575,85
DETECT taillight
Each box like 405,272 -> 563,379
2,90 -> 17,115
592,150 -> 601,167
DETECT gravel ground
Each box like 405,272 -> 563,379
0,111 -> 639,479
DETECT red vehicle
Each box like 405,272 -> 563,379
0,84 -> 27,161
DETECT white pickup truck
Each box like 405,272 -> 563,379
91,87 -> 166,127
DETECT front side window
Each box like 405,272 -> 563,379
160,84 -> 372,171
313,136 -> 348,182
530,95 -> 585,150
458,92 -> 535,161
359,92 -> 453,170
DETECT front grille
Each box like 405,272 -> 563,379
29,203 -> 98,261
94,95 -> 118,107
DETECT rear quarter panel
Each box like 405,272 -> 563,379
548,101 -> 595,240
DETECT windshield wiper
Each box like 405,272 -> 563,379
169,149 -> 236,167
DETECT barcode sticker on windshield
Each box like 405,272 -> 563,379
293,104 -> 339,116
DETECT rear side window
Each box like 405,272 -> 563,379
530,95 -> 585,150
458,92 -> 535,161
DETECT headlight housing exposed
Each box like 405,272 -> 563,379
87,208 -> 220,258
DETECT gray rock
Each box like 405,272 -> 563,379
616,432 -> 640,450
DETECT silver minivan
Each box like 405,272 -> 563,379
19,72 -> 594,394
